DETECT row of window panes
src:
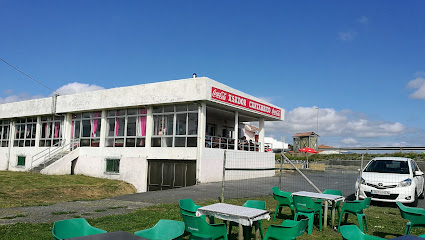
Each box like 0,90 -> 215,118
152,104 -> 198,147
72,112 -> 102,147
106,108 -> 147,147
0,120 -> 10,147
40,116 -> 63,147
14,118 -> 37,147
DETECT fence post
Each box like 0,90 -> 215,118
356,154 -> 364,200
221,150 -> 227,203
279,155 -> 283,189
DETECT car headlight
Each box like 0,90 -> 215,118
398,178 -> 412,187
357,176 -> 365,185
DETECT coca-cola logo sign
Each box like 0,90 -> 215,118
211,87 -> 281,118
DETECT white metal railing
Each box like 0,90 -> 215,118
205,135 -> 261,151
30,140 -> 77,170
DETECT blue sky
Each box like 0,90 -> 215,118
1,1 -> 425,147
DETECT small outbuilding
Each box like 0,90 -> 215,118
293,132 -> 319,152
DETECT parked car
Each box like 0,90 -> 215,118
355,157 -> 425,206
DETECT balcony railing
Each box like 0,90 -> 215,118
205,135 -> 260,151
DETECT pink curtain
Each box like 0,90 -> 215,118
71,121 -> 74,139
54,122 -> 59,138
44,123 -> 48,138
92,112 -> 101,137
140,108 -> 147,136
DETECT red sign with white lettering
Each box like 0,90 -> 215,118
211,87 -> 282,118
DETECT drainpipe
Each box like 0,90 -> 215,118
6,120 -> 14,170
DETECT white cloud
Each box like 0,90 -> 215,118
0,82 -> 105,104
357,16 -> 369,24
407,77 -> 425,99
55,82 -> 105,95
338,31 -> 356,41
342,138 -> 358,144
0,92 -> 44,104
265,106 -> 408,145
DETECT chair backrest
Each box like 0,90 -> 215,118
243,200 -> 266,210
179,199 -> 200,216
264,219 -> 308,240
293,195 -> 317,213
181,213 -> 213,236
343,198 -> 371,213
52,218 -> 106,240
396,202 -> 425,222
272,187 -> 293,205
340,225 -> 385,240
323,189 -> 342,196
134,219 -> 185,240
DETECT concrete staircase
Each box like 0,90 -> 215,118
30,150 -> 70,173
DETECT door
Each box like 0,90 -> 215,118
147,160 -> 196,191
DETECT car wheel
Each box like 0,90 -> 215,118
411,191 -> 419,207
420,186 -> 425,199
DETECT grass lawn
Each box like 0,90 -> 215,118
1,171 -> 425,239
0,171 -> 136,208
2,197 -> 425,240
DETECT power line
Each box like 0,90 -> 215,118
0,57 -> 58,95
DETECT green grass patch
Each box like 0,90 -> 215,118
0,214 -> 26,220
0,171 -> 136,208
2,197 -> 425,240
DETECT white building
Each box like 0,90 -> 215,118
0,77 -> 284,192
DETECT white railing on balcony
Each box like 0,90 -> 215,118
205,135 -> 261,151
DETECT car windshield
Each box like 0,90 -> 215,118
364,160 -> 409,174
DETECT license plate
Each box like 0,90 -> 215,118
371,190 -> 390,195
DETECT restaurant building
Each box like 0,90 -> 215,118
0,77 -> 284,192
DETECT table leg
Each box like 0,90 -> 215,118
238,223 -> 243,240
324,201 -> 328,228
254,222 -> 260,240
331,201 -> 336,227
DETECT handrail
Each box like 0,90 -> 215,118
205,135 -> 261,151
30,140 -> 78,171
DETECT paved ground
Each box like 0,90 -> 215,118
2,169 -> 422,225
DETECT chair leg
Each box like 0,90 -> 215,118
259,220 -> 264,238
357,215 -> 364,232
307,215 -> 314,235
273,205 -> 280,221
405,222 -> 411,235
337,211 -> 344,233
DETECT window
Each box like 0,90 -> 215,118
17,156 -> 26,167
152,103 -> 198,147
106,108 -> 147,147
71,112 -> 102,147
14,117 -> 36,147
106,159 -> 120,173
40,115 -> 64,147
0,120 -> 10,147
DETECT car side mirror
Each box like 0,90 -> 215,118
415,171 -> 424,176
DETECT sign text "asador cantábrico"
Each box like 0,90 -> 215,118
211,87 -> 281,118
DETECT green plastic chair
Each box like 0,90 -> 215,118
340,225 -> 385,240
134,219 -> 185,240
396,201 -> 425,235
179,199 -> 214,226
293,195 -> 323,235
263,219 -> 308,240
272,187 -> 295,221
323,189 -> 343,221
181,212 -> 228,240
338,198 -> 371,233
228,200 -> 265,239
52,218 -> 107,240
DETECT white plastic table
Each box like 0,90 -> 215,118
196,203 -> 270,240
292,191 -> 345,228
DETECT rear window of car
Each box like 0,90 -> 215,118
364,160 -> 409,174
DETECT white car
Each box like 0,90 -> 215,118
355,157 -> 424,206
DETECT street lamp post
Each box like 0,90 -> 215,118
315,107 -> 319,134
